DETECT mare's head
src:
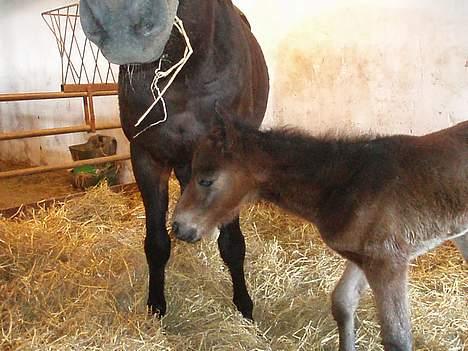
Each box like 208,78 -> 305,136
79,0 -> 179,64
173,117 -> 257,243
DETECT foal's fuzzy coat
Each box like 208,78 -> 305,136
174,119 -> 468,351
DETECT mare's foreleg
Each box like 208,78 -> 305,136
174,165 -> 253,319
332,261 -> 369,351
218,218 -> 254,320
364,260 -> 412,351
131,143 -> 171,316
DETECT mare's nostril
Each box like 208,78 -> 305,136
172,221 -> 180,234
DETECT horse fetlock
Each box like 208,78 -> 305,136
147,298 -> 167,318
233,292 -> 254,320
382,339 -> 412,351
331,293 -> 354,324
144,236 -> 171,263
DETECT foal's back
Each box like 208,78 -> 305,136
331,121 -> 468,261
379,122 -> 466,258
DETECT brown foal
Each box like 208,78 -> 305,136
172,117 -> 468,351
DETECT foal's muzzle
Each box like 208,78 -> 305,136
172,221 -> 200,243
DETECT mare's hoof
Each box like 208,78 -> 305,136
241,310 -> 254,321
147,301 -> 166,318
235,296 -> 254,321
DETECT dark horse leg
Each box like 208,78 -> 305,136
131,143 -> 171,316
174,164 -> 254,320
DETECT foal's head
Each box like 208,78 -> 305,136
173,118 -> 257,242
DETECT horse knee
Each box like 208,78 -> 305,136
331,263 -> 366,325
331,288 -> 354,325
144,234 -> 171,266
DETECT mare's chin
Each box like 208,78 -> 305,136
100,45 -> 165,65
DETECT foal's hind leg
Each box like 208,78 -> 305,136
363,260 -> 412,351
218,218 -> 254,320
452,234 -> 468,262
131,143 -> 171,316
332,261 -> 369,351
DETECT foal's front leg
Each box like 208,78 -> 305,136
331,261 -> 369,351
218,217 -> 254,320
174,165 -> 253,319
364,260 -> 412,351
131,143 -> 171,316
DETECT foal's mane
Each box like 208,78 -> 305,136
222,120 -> 399,188
231,121 -> 382,157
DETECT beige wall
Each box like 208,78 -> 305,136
235,0 -> 468,135
1,0 -> 467,174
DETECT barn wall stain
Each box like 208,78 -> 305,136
237,0 -> 468,135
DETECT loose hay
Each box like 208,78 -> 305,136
0,181 -> 466,350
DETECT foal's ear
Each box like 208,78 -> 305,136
210,102 -> 237,153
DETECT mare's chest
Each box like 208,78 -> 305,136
118,67 -> 243,164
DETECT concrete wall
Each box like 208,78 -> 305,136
1,0 -> 467,174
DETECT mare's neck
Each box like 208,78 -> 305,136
119,1 -> 235,88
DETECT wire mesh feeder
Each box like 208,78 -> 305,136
41,3 -> 117,93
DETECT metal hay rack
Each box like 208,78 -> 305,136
41,3 -> 117,93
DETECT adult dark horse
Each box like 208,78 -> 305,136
79,0 -> 269,319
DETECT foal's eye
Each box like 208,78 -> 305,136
198,179 -> 214,187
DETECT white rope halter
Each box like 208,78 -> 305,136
133,16 -> 193,139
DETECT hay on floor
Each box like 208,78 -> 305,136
0,182 -> 466,350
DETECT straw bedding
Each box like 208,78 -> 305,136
0,181 -> 466,350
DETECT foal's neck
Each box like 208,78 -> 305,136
242,127 -> 373,224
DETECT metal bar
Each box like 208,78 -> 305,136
0,90 -> 117,102
0,154 -> 131,179
41,4 -> 79,16
83,96 -> 90,125
0,123 -> 121,141
62,83 -> 118,93
88,93 -> 96,132
42,13 -> 80,18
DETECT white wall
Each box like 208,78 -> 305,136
1,0 -> 467,175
